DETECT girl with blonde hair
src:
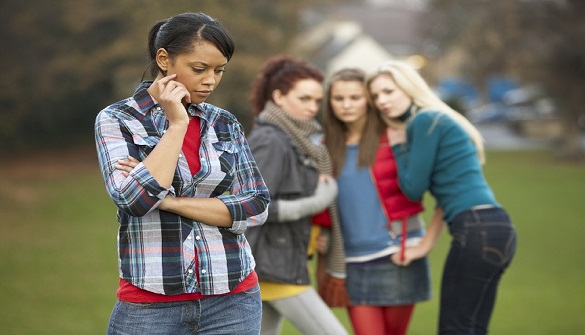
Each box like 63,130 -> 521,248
368,60 -> 517,334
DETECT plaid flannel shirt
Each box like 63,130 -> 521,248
95,81 -> 270,295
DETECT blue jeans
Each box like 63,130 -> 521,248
439,207 -> 517,335
107,284 -> 262,335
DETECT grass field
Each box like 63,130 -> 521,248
1,149 -> 584,334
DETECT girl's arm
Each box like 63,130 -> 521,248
389,113 -> 441,201
158,196 -> 232,227
142,74 -> 190,188
95,75 -> 190,217
391,207 -> 445,266
114,157 -> 237,228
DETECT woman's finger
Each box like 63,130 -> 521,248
156,73 -> 178,86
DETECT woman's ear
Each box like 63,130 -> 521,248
272,89 -> 283,106
155,48 -> 170,72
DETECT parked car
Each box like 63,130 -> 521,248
467,101 -> 518,123
468,85 -> 558,124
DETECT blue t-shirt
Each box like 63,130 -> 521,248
337,145 -> 423,260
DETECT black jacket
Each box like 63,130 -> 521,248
245,120 -> 318,285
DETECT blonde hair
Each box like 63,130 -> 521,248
368,60 -> 485,164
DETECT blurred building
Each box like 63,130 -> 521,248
294,0 -> 431,76
291,20 -> 392,76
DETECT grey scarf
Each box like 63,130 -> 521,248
258,101 -> 333,175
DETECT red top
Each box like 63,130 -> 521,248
371,132 -> 424,221
118,272 -> 258,303
371,132 -> 424,262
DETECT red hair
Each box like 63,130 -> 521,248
248,55 -> 323,115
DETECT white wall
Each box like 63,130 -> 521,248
326,35 -> 393,76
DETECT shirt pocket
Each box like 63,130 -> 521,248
132,134 -> 160,159
212,141 -> 237,174
208,141 -> 236,193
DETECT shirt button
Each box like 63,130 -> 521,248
195,236 -> 201,241
201,269 -> 207,274
187,236 -> 192,240
188,269 -> 193,274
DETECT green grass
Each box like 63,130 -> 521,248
405,151 -> 585,335
1,150 -> 584,334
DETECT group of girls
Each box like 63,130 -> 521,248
95,11 -> 516,335
245,56 -> 516,335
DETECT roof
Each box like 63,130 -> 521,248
328,4 -> 429,56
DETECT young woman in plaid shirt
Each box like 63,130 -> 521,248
95,12 -> 270,335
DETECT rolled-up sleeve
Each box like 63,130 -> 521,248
217,121 -> 270,235
95,109 -> 170,217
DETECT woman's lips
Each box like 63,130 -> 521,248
195,90 -> 212,97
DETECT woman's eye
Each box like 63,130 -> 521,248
214,69 -> 225,75
192,68 -> 205,73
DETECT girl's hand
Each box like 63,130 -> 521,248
158,195 -> 176,211
392,208 -> 445,266
115,156 -> 140,177
149,74 -> 191,126
391,245 -> 426,266
319,174 -> 334,183
316,232 -> 329,254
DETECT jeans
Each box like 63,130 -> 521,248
261,287 -> 348,335
439,207 -> 517,335
106,284 -> 262,335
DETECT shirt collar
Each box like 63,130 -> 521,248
132,81 -> 157,116
187,104 -> 203,117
